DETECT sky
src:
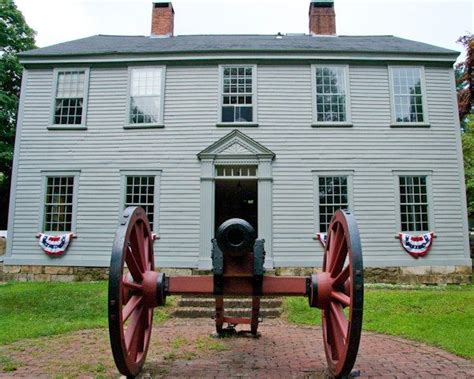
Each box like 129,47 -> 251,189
15,0 -> 473,62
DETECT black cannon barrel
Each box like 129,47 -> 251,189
216,218 -> 256,257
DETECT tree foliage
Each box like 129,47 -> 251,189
456,34 -> 473,126
0,0 -> 36,228
462,116 -> 474,217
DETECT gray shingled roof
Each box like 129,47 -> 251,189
19,34 -> 458,58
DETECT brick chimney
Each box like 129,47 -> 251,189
151,2 -> 174,37
309,0 -> 336,36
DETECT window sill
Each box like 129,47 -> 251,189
311,123 -> 353,128
47,125 -> 87,131
390,123 -> 431,128
216,123 -> 259,128
124,124 -> 165,130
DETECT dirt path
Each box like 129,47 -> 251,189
0,318 -> 472,378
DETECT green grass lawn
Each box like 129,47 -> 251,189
285,285 -> 474,359
0,281 -> 172,345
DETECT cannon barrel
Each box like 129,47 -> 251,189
216,218 -> 256,257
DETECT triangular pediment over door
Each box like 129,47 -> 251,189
197,130 -> 275,270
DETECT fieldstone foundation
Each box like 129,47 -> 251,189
0,264 -> 471,284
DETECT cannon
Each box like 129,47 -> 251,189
108,206 -> 363,378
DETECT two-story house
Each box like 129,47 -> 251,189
3,0 -> 472,283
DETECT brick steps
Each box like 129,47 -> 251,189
173,296 -> 283,319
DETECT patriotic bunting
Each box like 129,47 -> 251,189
38,233 -> 74,257
316,233 -> 328,248
398,232 -> 434,258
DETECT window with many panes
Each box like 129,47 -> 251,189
221,66 -> 254,123
129,67 -> 164,125
54,71 -> 86,125
391,67 -> 425,123
125,176 -> 156,230
43,176 -> 75,232
314,66 -> 348,123
399,176 -> 429,232
318,176 -> 349,232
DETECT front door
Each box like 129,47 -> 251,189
215,179 -> 258,234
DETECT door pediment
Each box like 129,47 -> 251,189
198,130 -> 275,160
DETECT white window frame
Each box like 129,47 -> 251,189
311,64 -> 352,127
217,64 -> 258,127
388,66 -> 430,127
49,68 -> 90,130
124,66 -> 166,129
312,170 -> 354,233
393,170 -> 434,233
38,170 -> 80,234
120,170 -> 162,233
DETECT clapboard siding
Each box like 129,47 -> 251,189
6,63 -> 470,268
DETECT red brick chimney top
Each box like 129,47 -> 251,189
309,0 -> 336,36
151,2 -> 174,37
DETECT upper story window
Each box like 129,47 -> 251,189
399,175 -> 429,232
220,66 -> 256,124
53,70 -> 87,125
390,67 -> 427,125
313,66 -> 350,124
128,67 -> 165,126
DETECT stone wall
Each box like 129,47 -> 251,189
0,264 -> 471,284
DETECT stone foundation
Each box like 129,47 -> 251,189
0,264 -> 471,284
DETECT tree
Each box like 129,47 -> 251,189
456,34 -> 473,128
0,0 -> 36,229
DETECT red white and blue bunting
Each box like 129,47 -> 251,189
316,233 -> 328,248
398,232 -> 435,259
38,233 -> 74,257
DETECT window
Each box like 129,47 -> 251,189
129,67 -> 164,125
221,66 -> 255,123
53,70 -> 87,125
399,176 -> 429,232
216,165 -> 257,177
125,176 -> 157,230
390,67 -> 426,124
318,176 -> 349,232
314,66 -> 348,123
43,176 -> 76,232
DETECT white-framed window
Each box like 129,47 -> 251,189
313,172 -> 353,233
121,171 -> 161,231
398,175 -> 430,232
219,65 -> 257,124
40,171 -> 80,233
389,66 -> 428,125
127,67 -> 165,127
312,65 -> 351,125
215,165 -> 257,178
52,69 -> 89,126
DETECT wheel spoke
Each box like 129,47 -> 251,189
123,280 -> 143,291
330,301 -> 349,341
125,246 -> 144,282
329,231 -> 347,277
122,295 -> 143,322
328,306 -> 346,360
331,290 -> 350,307
333,265 -> 350,287
126,308 -> 146,362
130,223 -> 146,272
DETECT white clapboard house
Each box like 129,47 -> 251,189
5,1 -> 472,277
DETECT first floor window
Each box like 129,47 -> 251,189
125,176 -> 156,230
129,67 -> 163,125
318,176 -> 348,233
54,70 -> 87,125
315,66 -> 348,123
221,66 -> 254,123
399,176 -> 429,231
44,176 -> 75,232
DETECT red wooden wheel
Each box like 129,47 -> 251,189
319,209 -> 364,378
108,206 -> 156,377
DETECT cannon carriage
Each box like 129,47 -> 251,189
108,206 -> 363,378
